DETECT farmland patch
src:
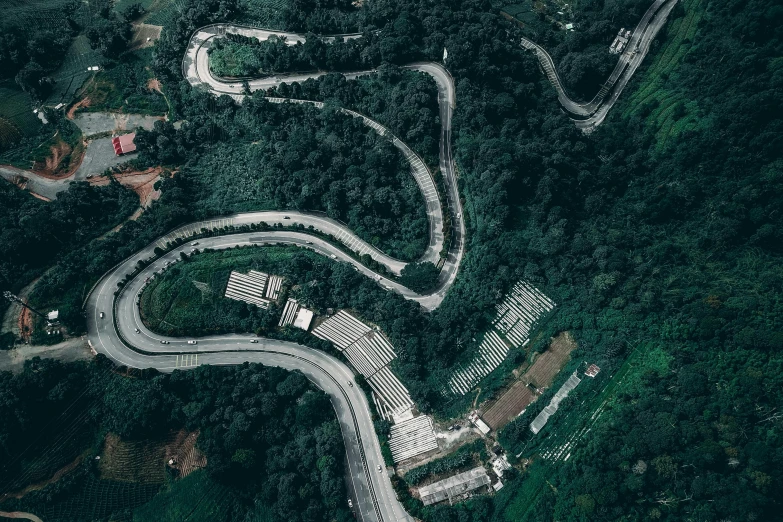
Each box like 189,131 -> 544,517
480,331 -> 577,430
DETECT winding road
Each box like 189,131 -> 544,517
86,25 -> 465,522
86,4 -> 673,515
520,0 -> 678,130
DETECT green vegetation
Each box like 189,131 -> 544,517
0,358 -> 350,522
0,176 -> 137,328
400,262 -> 440,293
403,439 -> 488,485
623,0 -> 706,150
136,99 -> 429,261
77,49 -> 168,115
237,0 -> 290,28
0,83 -> 40,148
141,246 -> 297,336
131,470 -> 236,522
0,0 -> 780,519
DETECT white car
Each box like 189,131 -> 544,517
347,499 -> 353,508
330,254 -> 337,260
377,465 -> 382,472
99,312 -> 105,319
250,339 -> 259,343
348,381 -> 353,387
134,328 -> 140,333
191,241 -> 199,246
187,340 -> 197,345
160,340 -> 170,345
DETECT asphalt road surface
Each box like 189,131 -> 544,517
521,0 -> 677,130
87,26 -> 466,522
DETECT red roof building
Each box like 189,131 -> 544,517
112,133 -> 137,155
585,364 -> 601,378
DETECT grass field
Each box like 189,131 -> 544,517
622,0 -> 706,151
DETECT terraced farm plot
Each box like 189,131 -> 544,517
481,332 -> 577,430
237,0 -> 290,28
46,35 -> 103,108
99,433 -> 167,484
131,470 -> 237,522
0,84 -> 41,144
448,280 -> 556,396
0,0 -> 72,29
623,0 -> 706,150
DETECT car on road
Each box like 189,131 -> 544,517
250,339 -> 259,343
377,465 -> 382,472
99,312 -> 105,318
134,328 -> 140,333
190,248 -> 197,253
306,241 -> 313,245
348,381 -> 353,387
330,254 -> 337,260
283,216 -> 291,219
160,340 -> 169,344
187,340 -> 197,345
347,499 -> 353,508
191,241 -> 199,246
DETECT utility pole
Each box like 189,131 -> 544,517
3,291 -> 51,322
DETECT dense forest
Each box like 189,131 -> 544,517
135,96 -> 429,260
0,0 -> 780,518
0,357 -> 350,522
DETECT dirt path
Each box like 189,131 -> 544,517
0,511 -> 44,522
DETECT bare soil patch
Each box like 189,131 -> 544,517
99,433 -> 167,484
67,97 -> 92,120
147,78 -> 163,94
130,23 -> 163,49
30,137 -> 86,179
98,430 -> 205,484
481,331 -> 577,429
89,167 -> 162,206
165,430 -> 207,478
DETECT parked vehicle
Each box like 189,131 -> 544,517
191,241 -> 199,246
